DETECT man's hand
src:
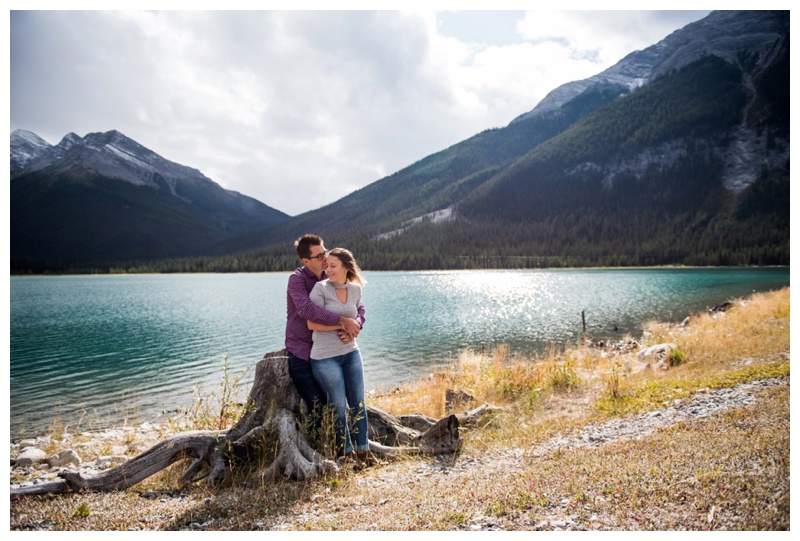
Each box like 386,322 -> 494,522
339,316 -> 361,338
337,316 -> 361,342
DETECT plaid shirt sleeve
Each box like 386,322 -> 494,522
287,271 -> 340,326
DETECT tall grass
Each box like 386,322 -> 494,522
181,355 -> 252,431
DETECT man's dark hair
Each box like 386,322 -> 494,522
294,234 -> 323,260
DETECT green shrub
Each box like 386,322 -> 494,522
548,359 -> 580,391
667,348 -> 687,367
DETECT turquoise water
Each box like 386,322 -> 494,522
9,268 -> 789,436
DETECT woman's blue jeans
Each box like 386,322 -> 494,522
311,349 -> 369,455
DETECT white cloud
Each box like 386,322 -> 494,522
516,10 -> 702,66
10,9 -> 712,216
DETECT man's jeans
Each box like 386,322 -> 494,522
287,351 -> 327,425
311,349 -> 369,455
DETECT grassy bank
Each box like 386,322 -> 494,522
10,287 -> 790,530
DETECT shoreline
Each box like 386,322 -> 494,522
9,264 -> 791,278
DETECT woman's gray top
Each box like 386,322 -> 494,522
309,279 -> 361,360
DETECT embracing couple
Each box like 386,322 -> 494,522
284,234 -> 378,469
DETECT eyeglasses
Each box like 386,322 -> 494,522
306,251 -> 328,261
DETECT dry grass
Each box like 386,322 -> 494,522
646,287 -> 789,373
281,383 -> 790,531
10,287 -> 790,531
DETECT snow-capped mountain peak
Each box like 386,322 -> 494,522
513,10 -> 788,123
10,129 -> 52,174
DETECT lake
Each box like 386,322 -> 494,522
9,267 -> 789,437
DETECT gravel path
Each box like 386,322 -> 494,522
528,375 -> 788,457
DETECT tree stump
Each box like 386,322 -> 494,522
11,349 -> 499,499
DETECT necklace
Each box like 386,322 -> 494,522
331,281 -> 348,289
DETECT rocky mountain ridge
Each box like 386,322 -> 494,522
10,129 -> 51,175
13,129 -> 242,201
11,129 -> 290,267
515,10 -> 789,122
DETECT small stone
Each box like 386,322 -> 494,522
16,447 -> 47,467
637,343 -> 677,362
47,449 -> 82,468
95,455 -> 128,468
111,445 -> 128,456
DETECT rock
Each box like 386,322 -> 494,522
636,343 -> 677,366
709,301 -> 733,313
47,449 -> 82,468
95,455 -> 129,469
445,389 -> 476,413
110,445 -> 128,456
15,447 -> 47,467
624,357 -> 651,375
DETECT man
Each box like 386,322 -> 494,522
285,234 -> 364,422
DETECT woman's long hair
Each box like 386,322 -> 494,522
327,248 -> 366,286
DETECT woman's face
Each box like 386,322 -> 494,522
326,255 -> 346,283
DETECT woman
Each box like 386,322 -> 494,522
307,247 -> 377,468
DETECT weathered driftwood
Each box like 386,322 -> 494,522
11,349 -> 499,499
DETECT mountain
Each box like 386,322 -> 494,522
10,129 -> 51,176
11,130 -> 291,269
10,10 -> 789,273
218,10 -> 787,270
514,10 -> 788,122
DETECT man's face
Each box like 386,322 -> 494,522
302,244 -> 328,277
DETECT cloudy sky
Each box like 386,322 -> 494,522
9,4 -> 713,216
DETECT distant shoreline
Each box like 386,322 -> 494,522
9,264 -> 791,278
